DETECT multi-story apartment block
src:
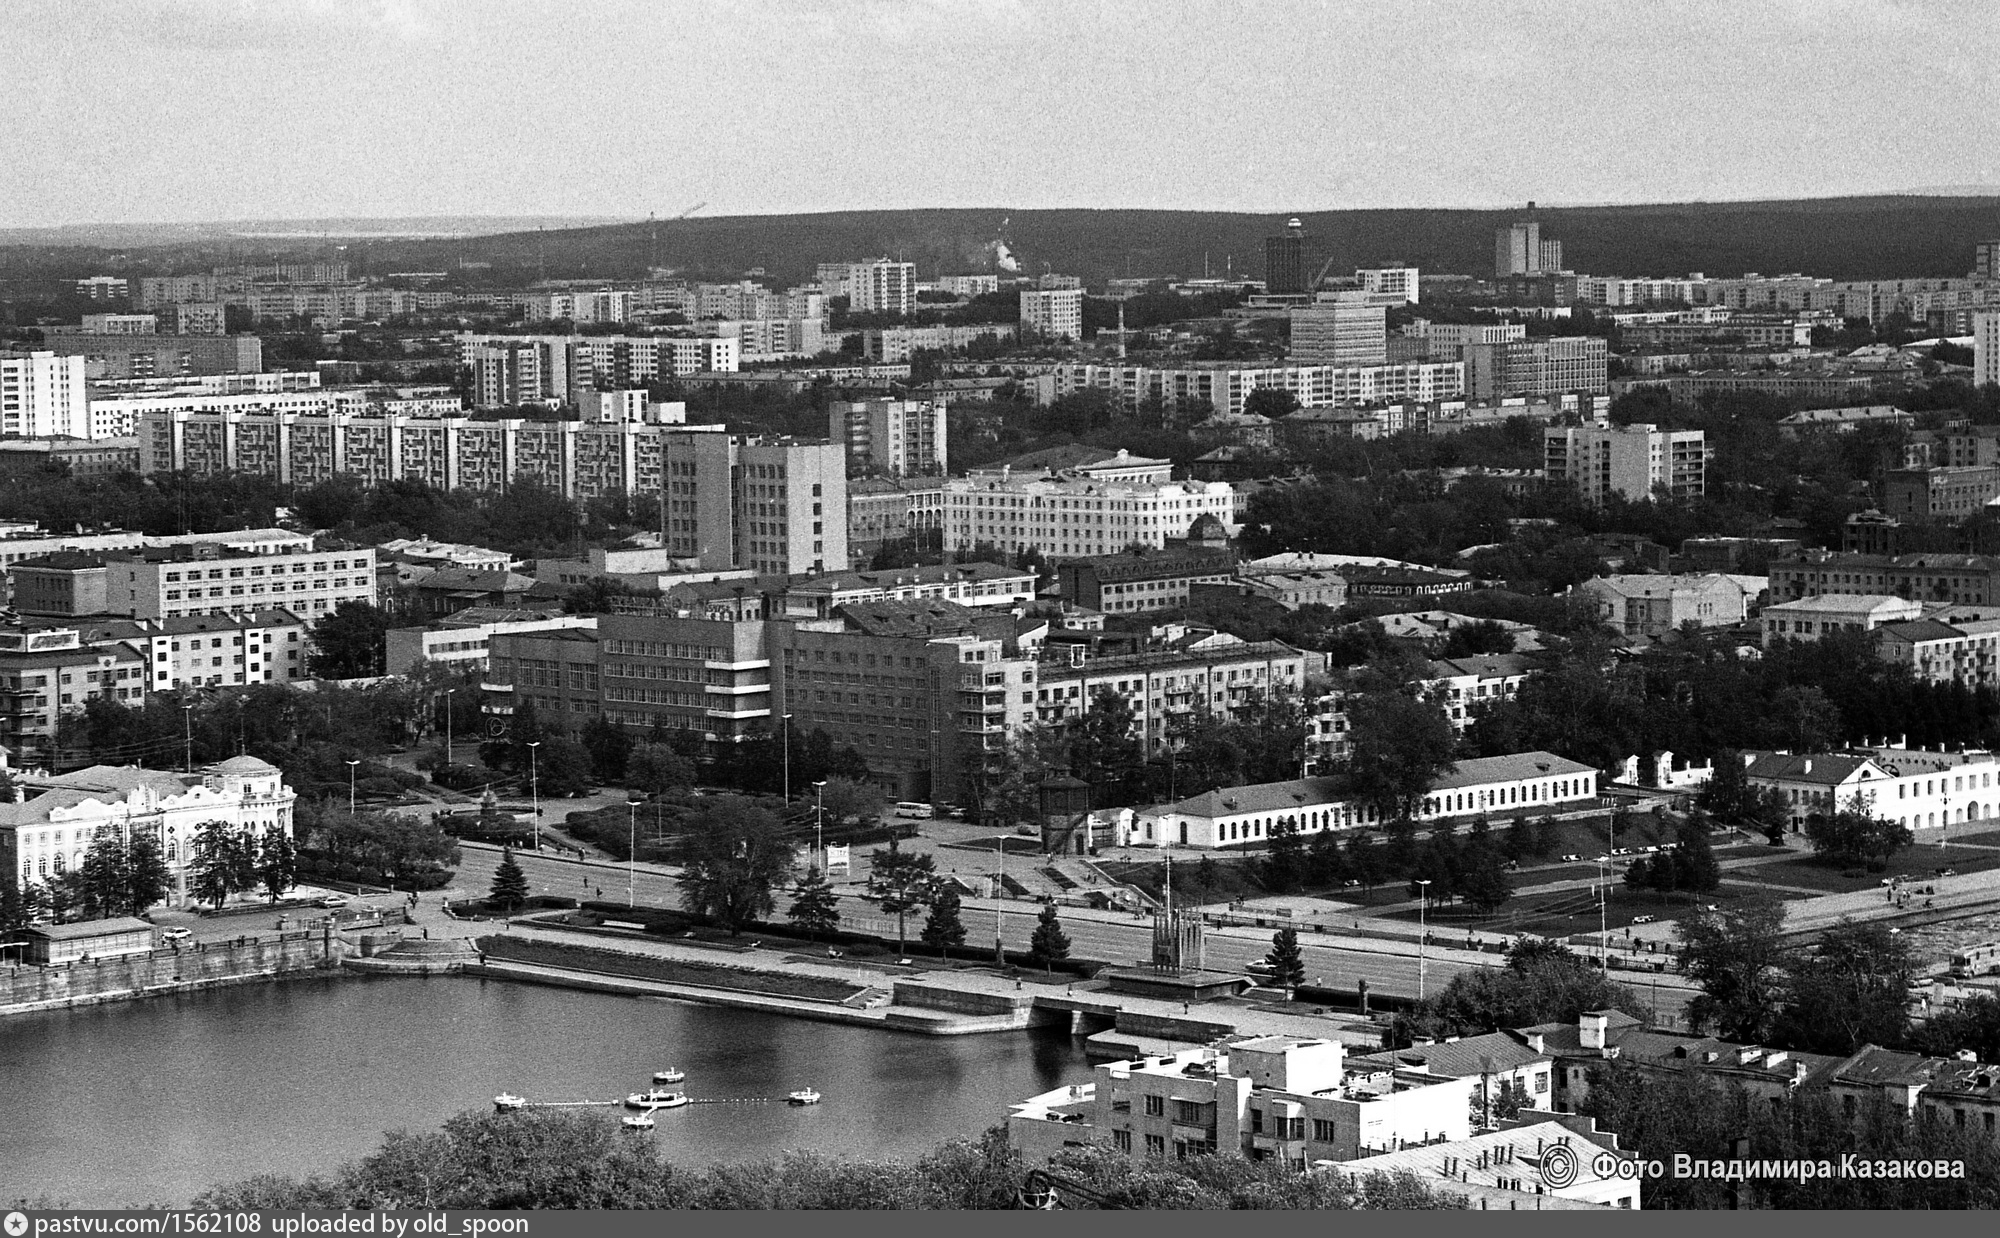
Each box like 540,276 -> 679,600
1425,655 -> 1535,730
721,318 -> 830,361
1657,369 -> 1881,406
1760,593 -> 1924,647
165,302 -> 228,336
33,334 -> 262,381
1020,288 -> 1084,342
1465,336 -> 1608,399
74,276 -> 129,301
10,543 -> 375,623
1975,311 -> 2000,389
0,351 -> 89,439
659,433 -> 847,576
932,275 -> 1001,297
0,623 -> 149,764
76,314 -> 157,335
1288,298 -> 1387,366
943,474 -> 1236,559
860,323 -> 1016,363
818,260 -> 915,316
1884,466 -> 2000,522
94,609 -> 310,691
1876,616 -> 2000,692
1544,424 -> 1707,505
453,333 -> 739,406
1353,266 -> 1420,304
827,399 -> 946,478
1053,361 -> 1462,418
384,611 -> 597,675
467,340 -> 544,408
133,275 -> 219,309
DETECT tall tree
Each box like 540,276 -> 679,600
1261,819 -> 1307,893
1772,919 -> 1914,1055
189,821 -> 245,910
78,830 -> 132,919
1677,901 -> 1788,1043
1263,928 -> 1306,991
920,886 -> 967,958
1027,902 -> 1071,973
870,840 -> 938,957
257,830 -> 297,904
1343,691 -> 1456,822
488,847 -> 530,912
1804,792 -> 1913,867
786,867 -> 841,942
676,800 -> 796,934
1066,687 -> 1143,783
306,601 -> 392,679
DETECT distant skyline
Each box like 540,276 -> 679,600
6,0 -> 1998,228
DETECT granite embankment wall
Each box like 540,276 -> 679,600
0,932 -> 348,1015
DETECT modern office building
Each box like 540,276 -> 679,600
0,351 -> 89,439
1544,423 -> 1707,505
1495,221 -> 1543,277
1353,266 -> 1420,304
1264,219 -> 1311,295
1465,336 -> 1608,398
828,399 -> 946,478
1020,288 -> 1085,342
1288,297 -> 1387,366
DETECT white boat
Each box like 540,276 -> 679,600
625,1089 -> 690,1111
621,1113 -> 656,1130
494,1093 -> 527,1112
788,1088 -> 821,1106
652,1068 -> 685,1085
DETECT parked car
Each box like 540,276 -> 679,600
158,926 -> 193,943
1016,825 -> 1037,836
1562,853 -> 1581,862
316,894 -> 350,909
1631,915 -> 1655,925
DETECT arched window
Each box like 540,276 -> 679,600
52,853 -> 65,874
166,843 -> 178,863
37,857 -> 46,877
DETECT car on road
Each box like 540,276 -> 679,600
1245,960 -> 1277,978
1562,853 -> 1581,862
158,926 -> 193,943
1016,825 -> 1037,836
316,894 -> 351,909
1631,915 -> 1655,925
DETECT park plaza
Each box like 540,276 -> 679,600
1137,751 -> 1598,850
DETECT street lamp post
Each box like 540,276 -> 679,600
812,779 -> 827,875
345,759 -> 360,815
182,704 -> 194,773
1597,855 -> 1611,971
626,798 -> 644,908
444,688 -> 455,767
996,835 -> 1006,964
1415,878 -> 1432,1000
526,740 -> 542,853
783,713 -> 793,804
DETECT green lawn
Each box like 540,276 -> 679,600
1729,844 -> 2000,895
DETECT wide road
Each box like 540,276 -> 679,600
452,845 -> 1701,1020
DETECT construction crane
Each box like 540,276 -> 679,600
676,202 -> 706,219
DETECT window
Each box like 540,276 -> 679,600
1144,1095 -> 1164,1118
1112,1129 -> 1132,1153
1312,1119 -> 1337,1143
1143,1134 -> 1165,1159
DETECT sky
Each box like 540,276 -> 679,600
5,0 -> 2000,227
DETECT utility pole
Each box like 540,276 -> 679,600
1415,878 -> 1432,1000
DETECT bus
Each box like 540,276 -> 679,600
893,802 -> 936,820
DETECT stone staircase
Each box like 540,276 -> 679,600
841,987 -> 893,1010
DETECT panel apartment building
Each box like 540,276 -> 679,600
0,351 -> 89,439
1052,361 -> 1464,418
1544,423 -> 1707,504
827,399 -> 946,478
32,334 -> 262,381
453,333 -> 740,408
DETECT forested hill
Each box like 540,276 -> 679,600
350,196 -> 2000,285
7,196 -> 2000,286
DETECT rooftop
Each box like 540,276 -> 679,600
24,917 -> 156,940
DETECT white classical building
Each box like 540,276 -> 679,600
943,475 -> 1236,559
0,756 -> 296,907
1140,751 -> 1598,849
1742,746 -> 2000,834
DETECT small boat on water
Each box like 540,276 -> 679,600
788,1088 -> 821,1106
625,1089 -> 691,1111
652,1068 -> 686,1085
621,1113 -> 656,1130
494,1093 -> 527,1112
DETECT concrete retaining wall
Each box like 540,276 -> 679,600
0,933 -> 348,1016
